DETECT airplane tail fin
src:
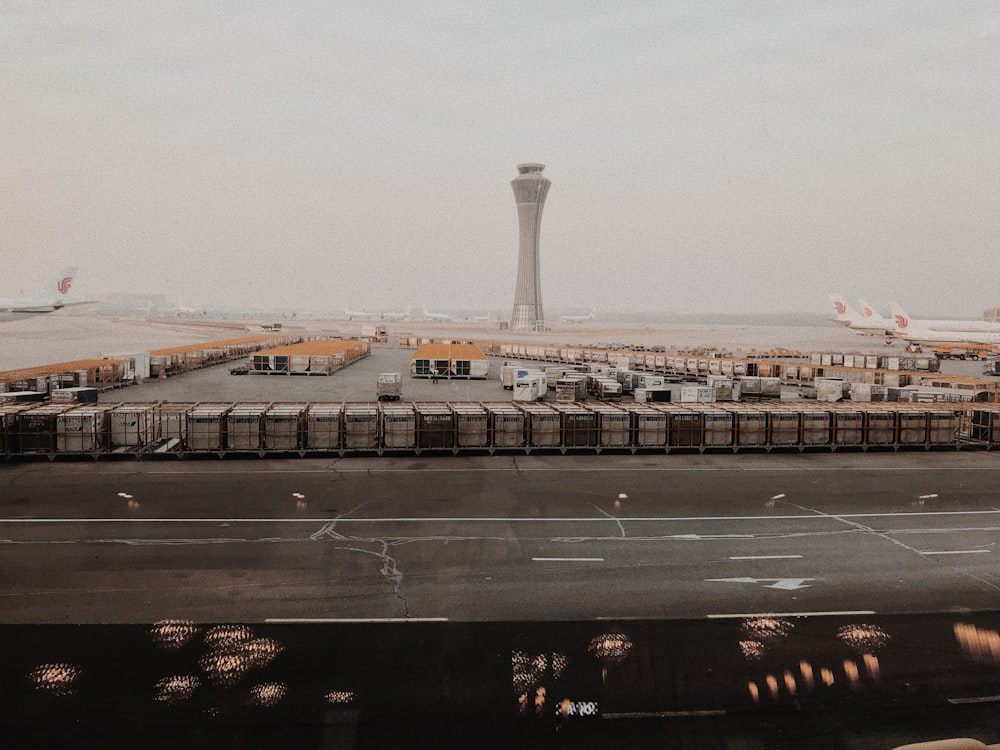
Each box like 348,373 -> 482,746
829,293 -> 858,323
889,301 -> 911,332
53,267 -> 79,300
857,299 -> 879,320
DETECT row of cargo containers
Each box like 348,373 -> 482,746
149,335 -> 310,377
0,362 -> 134,394
484,348 -> 936,388
247,349 -> 368,375
809,352 -> 939,371
0,401 -> 990,456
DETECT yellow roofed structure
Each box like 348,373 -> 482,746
410,343 -> 489,379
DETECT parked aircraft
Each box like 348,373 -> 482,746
889,301 -> 1000,335
422,305 -> 450,321
0,267 -> 93,322
344,305 -> 376,321
828,294 -> 892,335
380,308 -> 411,321
890,301 -> 1000,344
559,307 -> 597,324
857,299 -> 895,330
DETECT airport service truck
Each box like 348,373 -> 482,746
376,372 -> 402,401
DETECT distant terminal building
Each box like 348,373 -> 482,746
985,307 -> 1000,322
410,343 -> 489,379
509,163 -> 550,332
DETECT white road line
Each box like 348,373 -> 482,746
533,557 -> 605,562
3,510 -> 1000,523
920,549 -> 991,555
706,611 -> 875,619
264,617 -> 449,624
729,555 -> 803,560
948,695 -> 1000,705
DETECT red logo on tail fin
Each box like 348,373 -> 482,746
57,277 -> 73,295
894,314 -> 908,329
834,301 -> 846,314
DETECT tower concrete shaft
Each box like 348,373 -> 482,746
509,163 -> 550,332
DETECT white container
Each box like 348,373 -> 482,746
306,405 -> 341,449
110,406 -> 156,447
680,386 -> 716,403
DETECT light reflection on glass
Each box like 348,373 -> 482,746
799,660 -> 814,689
150,620 -> 199,650
843,659 -> 860,688
588,633 -> 633,681
837,624 -> 889,653
325,690 -> 355,705
954,622 -> 1000,664
742,617 -> 793,641
739,639 -> 765,661
154,675 -> 200,704
765,674 -> 779,698
863,653 -> 880,678
783,670 -> 797,696
820,668 -> 835,687
249,682 -> 286,707
28,663 -> 81,696
747,681 -> 760,704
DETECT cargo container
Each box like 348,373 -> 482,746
865,408 -> 897,445
411,344 -> 489,379
265,405 -> 305,450
376,372 -> 402,401
452,403 -> 489,448
484,403 -> 525,448
381,403 -> 417,449
927,409 -> 957,446
832,408 -> 864,446
663,406 -> 703,448
897,411 -> 928,445
518,403 -> 561,447
726,405 -> 767,447
550,403 -> 597,447
633,387 -> 671,403
799,409 -> 831,447
56,406 -> 111,452
706,376 -> 735,401
768,411 -> 800,447
701,409 -> 733,447
343,405 -> 379,450
50,387 -> 99,404
306,404 -> 342,450
622,404 -> 667,447
110,405 -> 157,447
513,374 -> 547,401
680,386 -> 716,403
226,404 -> 269,450
587,404 -> 629,447
0,391 -> 47,403
13,405 -> 75,452
415,404 -> 455,449
187,405 -> 232,451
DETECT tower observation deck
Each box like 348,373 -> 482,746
509,163 -> 550,332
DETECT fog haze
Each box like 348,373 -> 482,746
3,2 -> 998,317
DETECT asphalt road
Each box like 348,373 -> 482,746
3,452 -> 1000,624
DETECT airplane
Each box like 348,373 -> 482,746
559,307 -> 597,324
422,305 -> 450,322
0,267 -> 93,323
857,299 -> 895,330
828,294 -> 892,335
889,301 -> 1000,344
888,301 -> 1000,335
380,308 -> 411,321
472,312 -> 499,322
344,305 -> 377,321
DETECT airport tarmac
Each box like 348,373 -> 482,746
4,452 -> 1000,624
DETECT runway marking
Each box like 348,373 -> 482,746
533,557 -> 605,562
729,555 -> 803,560
948,695 -> 1000,705
707,611 -> 875,619
920,549 -> 991,555
263,618 -> 449,624
4,510 -> 1000,523
706,577 -> 816,590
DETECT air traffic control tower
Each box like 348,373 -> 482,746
509,163 -> 550,332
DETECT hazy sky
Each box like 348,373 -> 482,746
3,2 -> 998,317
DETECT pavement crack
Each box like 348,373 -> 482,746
591,503 -> 626,538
